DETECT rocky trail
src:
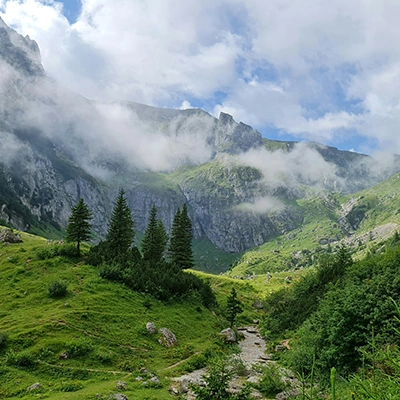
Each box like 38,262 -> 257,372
170,326 -> 274,399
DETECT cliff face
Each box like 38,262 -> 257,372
1,19 -> 400,254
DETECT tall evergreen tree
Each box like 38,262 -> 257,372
66,198 -> 92,255
226,287 -> 243,328
141,205 -> 168,263
106,189 -> 135,262
168,204 -> 194,269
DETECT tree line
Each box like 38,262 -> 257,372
66,190 -> 214,306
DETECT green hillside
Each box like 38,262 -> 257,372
230,173 -> 400,277
0,229 -> 272,399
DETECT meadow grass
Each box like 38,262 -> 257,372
0,228 -> 284,399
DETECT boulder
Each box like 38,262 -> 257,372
146,322 -> 157,334
158,328 -> 177,347
109,394 -> 128,400
219,328 -> 237,343
116,381 -> 127,390
26,383 -> 40,391
149,376 -> 160,384
0,228 -> 22,243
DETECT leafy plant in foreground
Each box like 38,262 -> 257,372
48,280 -> 68,298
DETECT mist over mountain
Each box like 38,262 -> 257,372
1,18 -> 400,256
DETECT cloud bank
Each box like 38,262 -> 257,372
1,0 -> 400,154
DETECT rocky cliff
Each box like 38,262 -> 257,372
1,19 -> 399,254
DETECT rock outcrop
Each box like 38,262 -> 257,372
158,328 -> 177,347
0,228 -> 22,243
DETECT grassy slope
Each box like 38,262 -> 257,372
229,191 -> 344,275
0,229 -> 281,399
230,173 -> 400,276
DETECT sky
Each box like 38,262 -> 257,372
1,0 -> 400,155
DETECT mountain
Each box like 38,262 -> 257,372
1,18 -> 400,266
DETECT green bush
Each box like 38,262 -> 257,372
66,338 -> 93,357
0,331 -> 8,350
254,363 -> 287,396
37,244 -> 79,260
48,280 -> 68,298
59,381 -> 83,392
5,349 -> 36,368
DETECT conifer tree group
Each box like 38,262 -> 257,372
66,190 -> 215,306
168,204 -> 194,269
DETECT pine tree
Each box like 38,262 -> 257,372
226,288 -> 243,328
141,205 -> 168,263
66,198 -> 93,255
168,204 -> 194,269
106,189 -> 135,262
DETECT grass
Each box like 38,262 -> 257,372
0,228 -> 283,399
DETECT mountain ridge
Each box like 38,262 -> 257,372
1,18 -> 400,263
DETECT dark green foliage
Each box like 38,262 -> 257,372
36,244 -> 79,260
99,260 -> 216,307
191,356 -> 252,400
255,363 -> 287,396
141,205 -> 168,263
66,198 -> 93,254
168,204 -> 194,269
287,243 -> 400,379
47,280 -> 68,298
351,301 -> 400,399
226,288 -> 243,328
5,349 -> 36,368
264,246 -> 352,336
106,189 -> 136,262
66,338 -> 93,357
0,331 -> 8,350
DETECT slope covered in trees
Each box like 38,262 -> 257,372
262,233 -> 400,397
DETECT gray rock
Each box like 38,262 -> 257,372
26,382 -> 40,391
146,322 -> 157,334
149,376 -> 160,384
276,388 -> 300,400
219,328 -> 237,343
109,394 -> 128,400
0,228 -> 22,243
158,328 -> 177,347
116,381 -> 127,390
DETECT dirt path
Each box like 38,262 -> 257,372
237,326 -> 267,367
171,326 -> 267,387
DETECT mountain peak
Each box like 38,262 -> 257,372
0,17 -> 44,77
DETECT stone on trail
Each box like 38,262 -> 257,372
219,327 -> 237,343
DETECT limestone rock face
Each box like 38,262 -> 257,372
0,16 -> 44,77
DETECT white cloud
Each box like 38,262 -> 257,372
2,0 -> 400,152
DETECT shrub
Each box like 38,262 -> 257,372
59,381 -> 83,392
66,338 -> 93,357
254,363 -> 287,396
48,280 -> 68,298
0,331 -> 8,350
37,244 -> 79,260
5,349 -> 36,368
